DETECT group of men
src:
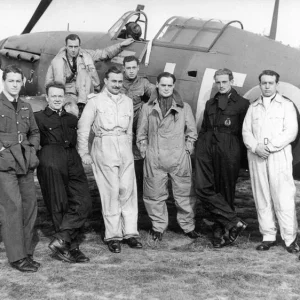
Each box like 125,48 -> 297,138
0,32 -> 299,273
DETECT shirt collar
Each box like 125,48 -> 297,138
3,90 -> 17,102
104,88 -> 122,102
254,93 -> 278,106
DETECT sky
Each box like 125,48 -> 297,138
0,0 -> 300,48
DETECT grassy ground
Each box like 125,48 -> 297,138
0,174 -> 300,300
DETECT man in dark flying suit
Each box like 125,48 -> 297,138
35,82 -> 92,263
195,68 -> 249,248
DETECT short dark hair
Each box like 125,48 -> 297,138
65,34 -> 81,45
157,72 -> 176,84
214,68 -> 233,81
259,70 -> 280,83
104,66 -> 123,79
2,64 -> 24,81
45,82 -> 65,95
123,55 -> 139,66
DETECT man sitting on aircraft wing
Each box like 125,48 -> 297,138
45,33 -> 134,117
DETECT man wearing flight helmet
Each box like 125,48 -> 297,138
118,22 -> 143,41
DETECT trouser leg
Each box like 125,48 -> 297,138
248,152 -> 277,241
119,145 -> 139,239
57,150 -> 92,245
0,171 -> 36,262
18,171 -> 38,256
170,154 -> 196,233
268,149 -> 298,246
37,162 -> 68,234
143,162 -> 169,233
195,143 -> 238,229
92,137 -> 122,241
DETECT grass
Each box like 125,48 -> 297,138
0,173 -> 300,300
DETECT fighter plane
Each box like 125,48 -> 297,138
0,0 -> 300,174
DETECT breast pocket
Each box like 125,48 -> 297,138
0,113 -> 12,132
270,111 -> 284,134
19,110 -> 30,132
220,110 -> 238,127
119,111 -> 131,129
97,109 -> 116,130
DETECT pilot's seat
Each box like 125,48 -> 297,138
118,22 -> 143,41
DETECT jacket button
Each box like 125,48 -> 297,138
17,121 -> 19,124
1,115 -> 4,117
49,128 -> 52,130
18,131 -> 20,133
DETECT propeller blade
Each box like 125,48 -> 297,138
21,0 -> 53,34
269,0 -> 279,40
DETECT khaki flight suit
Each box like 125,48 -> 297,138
137,89 -> 197,233
77,88 -> 139,241
242,93 -> 298,246
45,44 -> 124,104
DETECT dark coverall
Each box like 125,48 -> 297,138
195,88 -> 249,230
35,107 -> 91,248
0,92 -> 40,263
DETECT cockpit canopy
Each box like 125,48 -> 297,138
154,17 -> 243,52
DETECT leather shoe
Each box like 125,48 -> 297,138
70,247 -> 90,263
11,258 -> 38,273
256,241 -> 277,251
48,238 -> 76,263
27,255 -> 41,268
123,237 -> 143,249
107,240 -> 121,253
286,237 -> 300,254
228,220 -> 247,244
212,237 -> 226,248
186,230 -> 201,239
149,229 -> 163,241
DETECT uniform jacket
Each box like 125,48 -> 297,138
45,43 -> 123,95
34,106 -> 78,148
242,93 -> 298,153
77,88 -> 134,157
199,88 -> 249,142
136,89 -> 197,169
0,92 -> 40,174
121,75 -> 155,112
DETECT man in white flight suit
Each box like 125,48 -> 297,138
242,70 -> 299,253
77,66 -> 142,253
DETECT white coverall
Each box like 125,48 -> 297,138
77,88 -> 139,241
242,93 -> 298,246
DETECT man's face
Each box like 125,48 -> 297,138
215,74 -> 233,94
260,75 -> 278,97
156,77 -> 175,98
3,72 -> 23,97
66,39 -> 80,58
124,60 -> 139,80
47,87 -> 65,110
104,72 -> 123,95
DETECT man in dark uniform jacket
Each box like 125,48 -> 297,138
35,82 -> 91,263
195,68 -> 249,248
0,65 -> 40,272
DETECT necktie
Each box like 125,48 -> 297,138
72,57 -> 77,73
